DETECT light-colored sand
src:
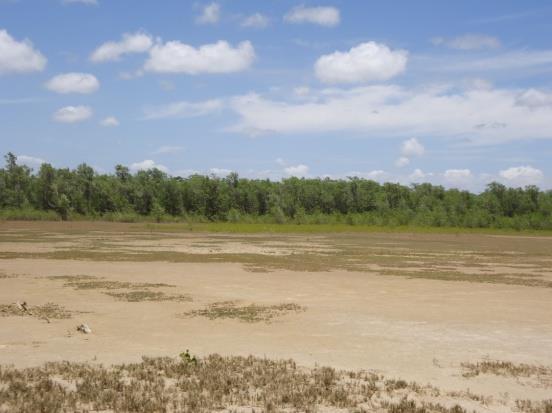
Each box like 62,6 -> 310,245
1,259 -> 552,401
1,224 -> 552,410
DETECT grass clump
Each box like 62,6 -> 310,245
0,302 -> 73,320
47,275 -> 174,290
461,360 -> 552,378
105,290 -> 192,302
461,360 -> 552,388
0,354 -> 473,413
516,400 -> 552,413
182,301 -> 305,323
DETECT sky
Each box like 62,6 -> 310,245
1,0 -> 552,192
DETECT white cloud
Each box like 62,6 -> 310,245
315,42 -> 408,84
499,166 -> 543,186
143,99 -> 223,120
174,169 -> 200,177
153,145 -> 184,155
62,0 -> 98,5
284,164 -> 309,177
241,13 -> 269,28
293,86 -> 311,97
395,157 -> 410,168
429,49 -> 552,73
130,160 -> 168,173
45,73 -> 99,94
0,29 -> 46,74
228,85 -> 552,143
431,34 -> 500,50
144,40 -> 255,74
53,106 -> 92,123
197,3 -> 220,24
401,138 -> 425,157
90,32 -> 153,63
284,6 -> 340,27
17,155 -> 46,167
444,169 -> 473,184
100,116 -> 119,127
409,168 -> 426,182
515,89 -> 552,109
209,167 -> 232,177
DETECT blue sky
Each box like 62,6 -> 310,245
1,0 -> 552,191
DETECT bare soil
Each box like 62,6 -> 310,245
1,221 -> 551,412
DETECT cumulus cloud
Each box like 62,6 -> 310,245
45,73 -> 99,94
284,164 -> 309,177
130,160 -> 168,173
143,99 -> 223,119
395,157 -> 410,168
17,155 -> 46,167
196,3 -> 220,24
401,138 -> 425,157
409,169 -> 427,182
315,42 -> 408,84
430,49 -> 552,73
241,13 -> 269,28
515,89 -> 552,109
444,169 -> 473,184
100,116 -> 119,127
144,40 -> 255,74
284,6 -> 340,27
209,167 -> 233,177
90,32 -> 153,63
228,85 -> 552,143
0,29 -> 47,74
53,106 -> 92,123
293,86 -> 311,97
431,34 -> 500,50
499,166 -> 543,186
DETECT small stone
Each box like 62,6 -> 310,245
77,323 -> 92,334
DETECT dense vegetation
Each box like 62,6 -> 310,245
1,153 -> 551,230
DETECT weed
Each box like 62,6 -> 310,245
105,290 -> 192,302
182,301 -> 305,323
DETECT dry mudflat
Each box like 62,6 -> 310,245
1,221 -> 552,412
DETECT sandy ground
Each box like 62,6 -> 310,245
1,223 -> 552,410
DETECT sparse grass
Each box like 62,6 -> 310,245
105,290 -> 192,302
47,275 -> 174,290
0,354 -> 477,413
0,302 -> 73,320
461,360 -> 552,378
182,301 -> 305,323
2,223 -> 552,288
461,360 -> 552,388
142,222 -> 552,236
516,400 -> 552,413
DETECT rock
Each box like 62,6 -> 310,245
77,323 -> 92,334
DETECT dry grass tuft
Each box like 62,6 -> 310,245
0,354 -> 472,413
105,290 -> 192,302
48,275 -> 174,290
0,302 -> 73,320
461,360 -> 552,388
516,399 -> 552,413
182,301 -> 305,323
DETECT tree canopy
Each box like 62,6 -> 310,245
1,153 -> 551,229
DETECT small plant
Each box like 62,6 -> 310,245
105,290 -> 192,302
182,301 -> 305,323
179,349 -> 198,365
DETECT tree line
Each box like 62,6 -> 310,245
1,153 -> 551,229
